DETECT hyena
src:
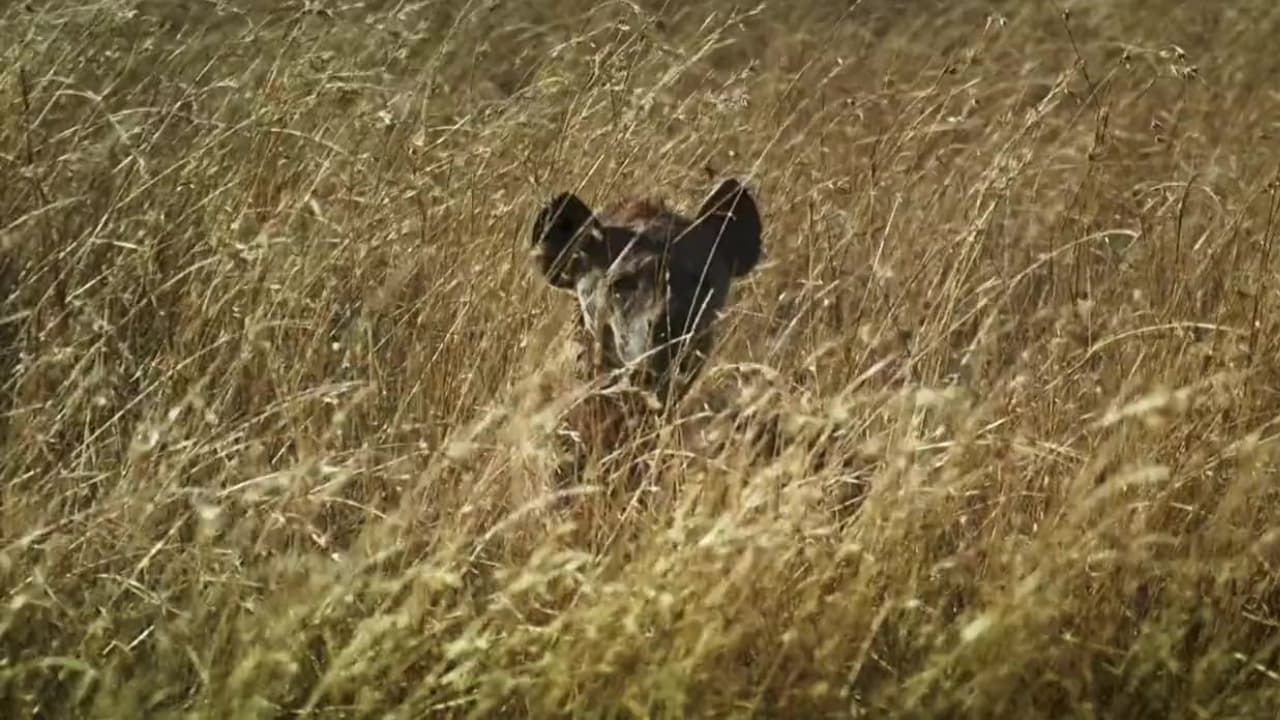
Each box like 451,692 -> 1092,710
529,178 -> 870,515
531,177 -> 763,407
529,178 -> 764,490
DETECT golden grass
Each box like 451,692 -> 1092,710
3,0 -> 1280,717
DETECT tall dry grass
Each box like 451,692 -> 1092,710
3,0 -> 1280,717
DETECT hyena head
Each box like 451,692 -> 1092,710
531,178 -> 763,406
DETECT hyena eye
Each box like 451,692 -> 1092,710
610,274 -> 640,299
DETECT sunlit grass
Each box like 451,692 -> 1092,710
3,0 -> 1280,717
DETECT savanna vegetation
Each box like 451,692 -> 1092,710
3,0 -> 1280,717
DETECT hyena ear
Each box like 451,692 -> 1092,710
695,178 -> 762,278
532,192 -> 595,288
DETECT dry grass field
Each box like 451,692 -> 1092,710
4,0 -> 1280,717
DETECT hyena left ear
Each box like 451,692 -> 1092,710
532,192 -> 595,288
695,178 -> 762,278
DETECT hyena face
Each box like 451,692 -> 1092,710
532,178 -> 763,405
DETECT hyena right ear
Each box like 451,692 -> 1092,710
695,178 -> 762,279
532,192 -> 595,288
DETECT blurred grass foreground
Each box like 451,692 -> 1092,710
4,0 -> 1280,717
